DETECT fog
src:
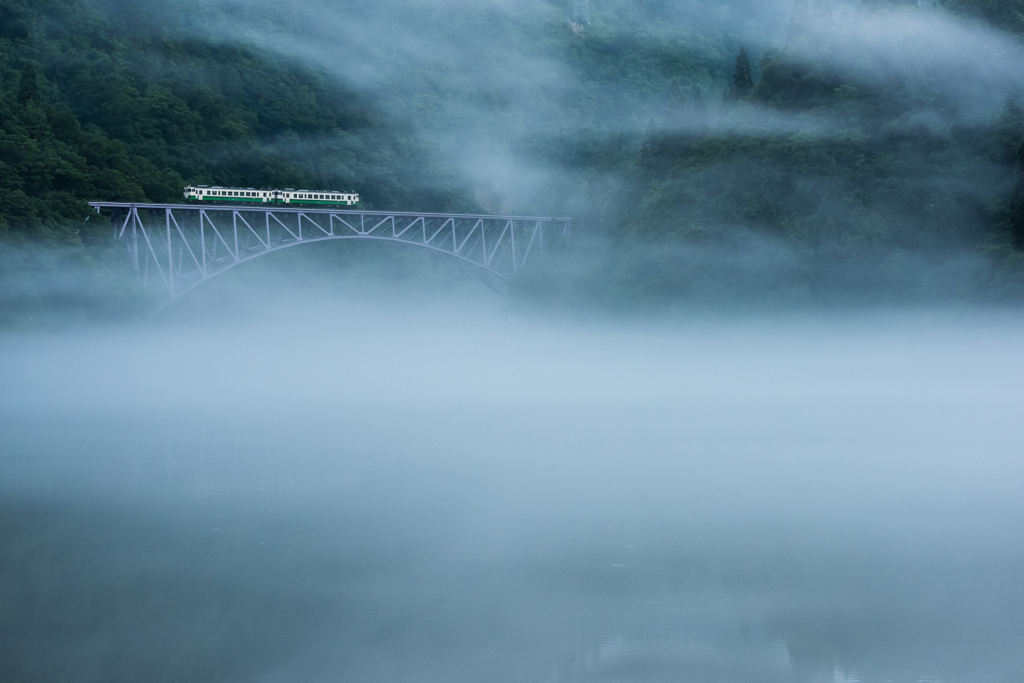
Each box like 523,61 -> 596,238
4,0 -> 1024,680
114,0 -> 1024,213
789,3 -> 1024,123
3,284 -> 1024,681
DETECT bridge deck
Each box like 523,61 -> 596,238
89,202 -> 572,223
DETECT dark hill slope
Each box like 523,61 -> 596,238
0,0 -> 471,243
608,0 -> 1024,305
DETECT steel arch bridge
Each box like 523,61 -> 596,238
90,202 -> 572,306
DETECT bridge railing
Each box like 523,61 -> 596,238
89,202 -> 572,302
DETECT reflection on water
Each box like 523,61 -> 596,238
1,309 -> 1023,683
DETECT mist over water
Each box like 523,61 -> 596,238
2,287 -> 1023,682
4,0 -> 1024,679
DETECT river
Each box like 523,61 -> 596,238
1,301 -> 1022,682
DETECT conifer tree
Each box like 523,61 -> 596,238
16,62 -> 42,106
732,48 -> 754,98
690,85 -> 708,126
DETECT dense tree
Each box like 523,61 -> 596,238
1010,137 -> 1024,249
616,0 -> 1024,305
3,0 -> 1024,316
0,0 -> 476,245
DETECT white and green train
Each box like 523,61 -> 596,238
184,186 -> 360,206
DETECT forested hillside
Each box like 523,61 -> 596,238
610,0 -> 1024,305
0,0 -> 475,243
1,0 -> 1023,316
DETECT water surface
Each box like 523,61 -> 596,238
2,303 -> 1022,682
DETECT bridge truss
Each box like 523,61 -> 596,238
90,203 -> 572,305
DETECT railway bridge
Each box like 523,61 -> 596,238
90,202 -> 572,308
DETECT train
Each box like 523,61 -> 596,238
183,185 -> 360,206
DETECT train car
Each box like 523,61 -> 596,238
184,186 -> 274,203
277,189 -> 360,206
184,185 -> 360,206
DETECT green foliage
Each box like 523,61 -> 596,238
945,0 -> 1024,35
617,5 -> 1024,305
3,0 -> 1024,315
0,0 -> 473,246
